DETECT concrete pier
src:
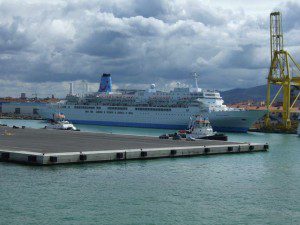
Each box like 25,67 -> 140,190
0,127 -> 268,165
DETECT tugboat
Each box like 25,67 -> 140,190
159,115 -> 227,141
185,115 -> 227,141
45,113 -> 78,131
185,116 -> 215,140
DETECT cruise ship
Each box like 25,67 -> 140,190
39,74 -> 267,132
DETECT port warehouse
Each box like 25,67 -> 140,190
0,102 -> 46,116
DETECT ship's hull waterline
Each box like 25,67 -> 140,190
209,110 -> 267,132
40,105 -> 266,132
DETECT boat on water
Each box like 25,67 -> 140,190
175,115 -> 227,141
45,113 -> 78,131
177,116 -> 215,139
39,73 -> 267,132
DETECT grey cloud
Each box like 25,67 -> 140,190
76,30 -> 132,58
0,18 -> 32,52
176,2 -> 227,26
212,44 -> 269,70
95,0 -> 227,26
134,0 -> 168,18
126,16 -> 165,36
282,2 -> 300,31
0,0 -> 300,98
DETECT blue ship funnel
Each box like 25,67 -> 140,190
98,73 -> 112,93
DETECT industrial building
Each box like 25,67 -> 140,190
0,102 -> 45,116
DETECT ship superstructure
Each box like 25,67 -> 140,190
40,74 -> 266,132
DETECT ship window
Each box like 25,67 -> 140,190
108,106 -> 127,110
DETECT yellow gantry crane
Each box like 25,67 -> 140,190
265,11 -> 300,129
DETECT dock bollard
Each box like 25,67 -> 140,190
79,154 -> 87,161
227,147 -> 233,152
141,151 -> 147,157
116,152 -> 124,159
1,152 -> 10,160
204,148 -> 210,154
49,156 -> 58,163
170,150 -> 177,156
28,155 -> 37,163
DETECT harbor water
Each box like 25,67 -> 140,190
0,119 -> 299,224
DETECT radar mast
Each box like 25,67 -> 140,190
192,72 -> 202,92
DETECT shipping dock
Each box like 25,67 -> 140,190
0,127 -> 268,165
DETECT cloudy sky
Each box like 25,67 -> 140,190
0,0 -> 300,97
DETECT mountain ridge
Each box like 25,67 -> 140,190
220,85 -> 280,104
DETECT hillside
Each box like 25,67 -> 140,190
220,85 -> 280,104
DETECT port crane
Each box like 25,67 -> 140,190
265,11 -> 300,129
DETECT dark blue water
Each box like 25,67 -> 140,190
0,120 -> 299,224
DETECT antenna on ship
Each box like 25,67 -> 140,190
80,80 -> 90,95
193,72 -> 199,90
192,72 -> 202,92
85,82 -> 89,93
69,83 -> 74,95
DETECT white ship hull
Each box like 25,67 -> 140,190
209,110 -> 266,132
39,104 -> 266,132
40,105 -> 200,129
